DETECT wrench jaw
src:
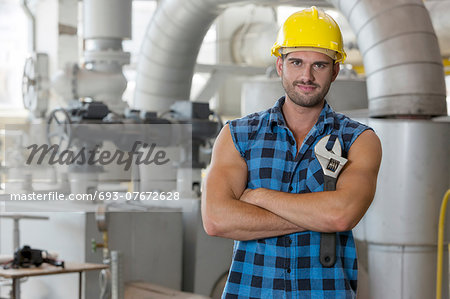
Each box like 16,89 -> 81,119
315,135 -> 348,179
316,154 -> 348,179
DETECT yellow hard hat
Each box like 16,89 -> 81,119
271,6 -> 347,63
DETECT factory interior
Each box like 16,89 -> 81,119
0,0 -> 449,298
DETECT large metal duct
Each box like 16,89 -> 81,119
329,0 -> 447,117
134,0 -> 242,113
134,0 -> 448,118
426,0 -> 450,58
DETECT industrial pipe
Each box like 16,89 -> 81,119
134,0 -> 247,113
436,189 -> 450,299
425,1 -> 450,58
20,0 -> 36,52
51,0 -> 131,114
135,0 -> 448,118
328,0 -> 447,117
52,63 -> 127,104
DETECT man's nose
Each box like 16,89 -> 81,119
298,65 -> 314,82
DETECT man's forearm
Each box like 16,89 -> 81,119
243,188 -> 346,232
202,195 -> 305,241
202,165 -> 306,241
241,187 -> 360,232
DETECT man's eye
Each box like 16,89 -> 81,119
314,63 -> 326,69
292,61 -> 301,66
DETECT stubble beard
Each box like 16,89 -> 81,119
281,76 -> 332,108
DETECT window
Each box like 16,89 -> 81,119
0,0 -> 28,109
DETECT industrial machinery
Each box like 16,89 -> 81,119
133,0 -> 450,298
21,53 -> 49,119
1,0 -> 449,298
4,0 -> 232,298
3,245 -> 64,270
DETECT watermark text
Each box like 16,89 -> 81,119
25,141 -> 170,171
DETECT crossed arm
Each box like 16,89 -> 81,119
201,124 -> 382,241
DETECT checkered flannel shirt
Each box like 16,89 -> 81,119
223,97 -> 371,298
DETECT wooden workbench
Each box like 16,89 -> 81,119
0,262 -> 108,299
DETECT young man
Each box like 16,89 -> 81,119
202,7 -> 382,298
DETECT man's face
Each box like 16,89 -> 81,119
276,51 -> 340,108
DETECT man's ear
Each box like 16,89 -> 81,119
276,56 -> 283,77
331,62 -> 340,82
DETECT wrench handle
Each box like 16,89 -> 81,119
320,232 -> 337,267
324,175 -> 337,192
320,175 -> 338,268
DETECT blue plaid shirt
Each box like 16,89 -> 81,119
223,97 -> 371,298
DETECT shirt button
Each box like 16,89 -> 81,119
288,186 -> 293,192
288,238 -> 292,245
287,268 -> 291,273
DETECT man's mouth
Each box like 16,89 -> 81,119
296,84 -> 318,92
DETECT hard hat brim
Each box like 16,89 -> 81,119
279,47 -> 338,61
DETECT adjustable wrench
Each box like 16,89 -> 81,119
314,134 -> 348,267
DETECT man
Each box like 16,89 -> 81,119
201,6 -> 382,298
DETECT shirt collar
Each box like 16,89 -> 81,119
269,96 -> 336,135
269,96 -> 287,129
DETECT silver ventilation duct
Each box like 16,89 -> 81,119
134,0 -> 448,116
426,0 -> 450,58
134,0 -> 242,113
329,0 -> 447,117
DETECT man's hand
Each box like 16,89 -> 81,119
239,188 -> 255,204
240,188 -> 267,206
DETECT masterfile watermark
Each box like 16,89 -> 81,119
9,191 -> 180,201
3,123 -> 194,212
25,141 -> 170,171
